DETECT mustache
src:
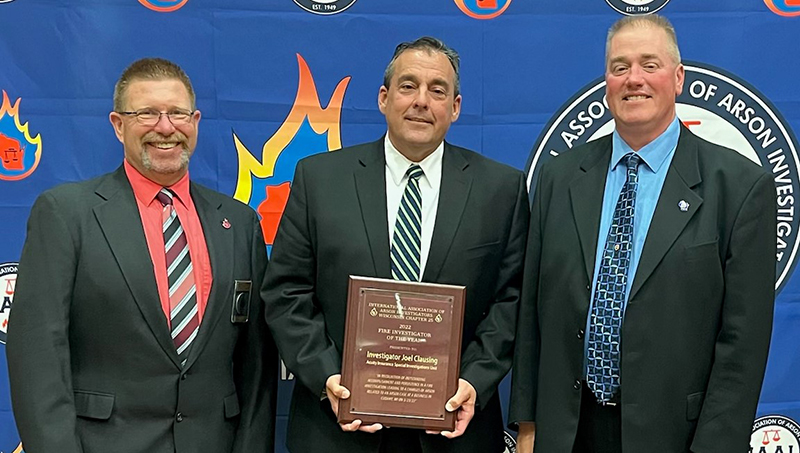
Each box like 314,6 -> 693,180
141,131 -> 189,145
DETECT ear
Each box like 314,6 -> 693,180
192,109 -> 202,126
378,86 -> 388,115
674,63 -> 685,96
108,112 -> 125,143
451,94 -> 462,122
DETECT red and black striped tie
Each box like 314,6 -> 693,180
157,188 -> 199,367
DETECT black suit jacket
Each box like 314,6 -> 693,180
262,139 -> 529,453
7,166 -> 277,453
509,127 -> 775,452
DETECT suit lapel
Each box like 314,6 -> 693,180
93,167 -> 181,368
423,143 -> 471,282
183,185 -> 233,369
354,140 -> 391,278
569,138 -> 612,283
630,128 -> 703,299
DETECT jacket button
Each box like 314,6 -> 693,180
176,412 -> 184,422
577,329 -> 584,339
586,284 -> 590,290
181,374 -> 188,380
573,380 -> 581,390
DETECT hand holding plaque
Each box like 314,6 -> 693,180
338,276 -> 466,431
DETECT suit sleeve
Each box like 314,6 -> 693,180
459,172 -> 530,406
261,161 -> 341,396
232,214 -> 278,453
691,172 -> 776,452
6,192 -> 84,453
508,168 -> 546,428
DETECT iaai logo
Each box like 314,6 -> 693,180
0,262 -> 18,344
751,415 -> 800,452
526,61 -> 800,293
503,430 -> 517,452
138,0 -> 189,12
764,0 -> 800,17
454,0 -> 512,19
605,0 -> 671,15
293,0 -> 357,15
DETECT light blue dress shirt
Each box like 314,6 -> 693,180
583,117 -> 681,376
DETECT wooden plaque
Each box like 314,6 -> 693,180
338,276 -> 466,431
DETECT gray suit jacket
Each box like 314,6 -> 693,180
509,127 -> 775,452
7,166 -> 277,453
262,139 -> 529,453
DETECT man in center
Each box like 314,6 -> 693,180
262,36 -> 528,453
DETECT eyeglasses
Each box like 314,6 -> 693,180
117,108 -> 195,126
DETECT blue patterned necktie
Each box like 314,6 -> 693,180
391,165 -> 424,281
587,153 -> 640,403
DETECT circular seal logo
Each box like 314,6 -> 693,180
605,0 -> 671,15
138,0 -> 188,12
526,61 -> 800,293
454,0 -> 512,19
293,0 -> 357,15
751,415 -> 800,452
503,430 -> 517,453
764,0 -> 800,16
0,262 -> 18,344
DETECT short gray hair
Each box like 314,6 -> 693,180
383,36 -> 461,97
605,14 -> 681,66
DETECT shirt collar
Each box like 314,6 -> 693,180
384,135 -> 443,188
611,116 -> 680,173
123,160 -> 191,208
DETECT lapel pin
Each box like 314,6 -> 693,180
222,218 -> 231,229
678,200 -> 690,212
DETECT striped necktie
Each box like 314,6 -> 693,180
391,165 -> 424,281
156,188 -> 199,367
587,153 -> 640,403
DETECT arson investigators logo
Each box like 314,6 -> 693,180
503,430 -> 517,452
752,415 -> 800,452
605,0 -> 671,15
526,62 -> 800,293
0,91 -> 42,181
764,0 -> 800,16
138,0 -> 189,12
0,262 -> 18,344
454,0 -> 512,19
293,0 -> 357,15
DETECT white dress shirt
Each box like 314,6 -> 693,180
384,135 -> 443,280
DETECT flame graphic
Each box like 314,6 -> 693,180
0,91 -> 42,181
233,55 -> 350,245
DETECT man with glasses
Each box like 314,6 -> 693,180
7,58 -> 277,453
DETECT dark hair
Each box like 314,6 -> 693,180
383,36 -> 461,97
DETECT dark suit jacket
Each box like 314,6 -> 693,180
7,166 -> 277,453
509,127 -> 775,452
262,139 -> 529,453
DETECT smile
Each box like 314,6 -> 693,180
150,142 -> 180,149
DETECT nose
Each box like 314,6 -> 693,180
626,65 -> 645,86
412,88 -> 430,109
153,112 -> 177,134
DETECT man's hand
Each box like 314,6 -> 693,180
516,422 -> 535,453
326,374 -> 383,433
426,379 -> 477,439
